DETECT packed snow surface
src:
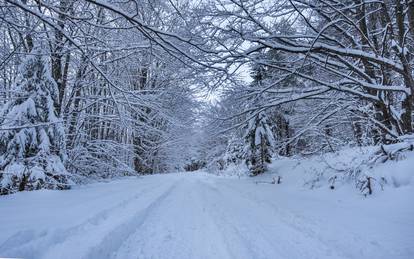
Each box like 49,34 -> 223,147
0,173 -> 413,259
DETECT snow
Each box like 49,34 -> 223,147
0,172 -> 413,259
0,163 -> 26,187
219,145 -> 414,193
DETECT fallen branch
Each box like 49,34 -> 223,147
255,176 -> 282,185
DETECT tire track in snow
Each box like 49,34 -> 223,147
83,181 -> 178,259
199,178 -> 348,259
197,179 -> 266,259
111,177 -> 234,259
0,179 -> 177,259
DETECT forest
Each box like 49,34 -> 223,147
0,1 -> 413,259
1,0 -> 413,194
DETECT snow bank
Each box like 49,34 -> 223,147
217,144 -> 414,195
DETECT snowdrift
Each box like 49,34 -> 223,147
216,143 -> 414,195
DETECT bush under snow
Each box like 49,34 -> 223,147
215,142 -> 414,195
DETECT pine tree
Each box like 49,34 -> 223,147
0,48 -> 70,194
244,112 -> 275,176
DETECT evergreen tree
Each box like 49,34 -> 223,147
0,48 -> 70,194
250,47 -> 297,157
244,112 -> 275,176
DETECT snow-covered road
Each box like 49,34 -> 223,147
0,173 -> 413,259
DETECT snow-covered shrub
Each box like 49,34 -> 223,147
0,49 -> 71,194
222,136 -> 245,166
297,141 -> 414,194
67,139 -> 136,183
370,135 -> 414,163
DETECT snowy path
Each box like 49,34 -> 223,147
0,173 -> 413,259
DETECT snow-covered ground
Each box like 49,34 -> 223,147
221,146 -> 414,193
0,172 -> 413,259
